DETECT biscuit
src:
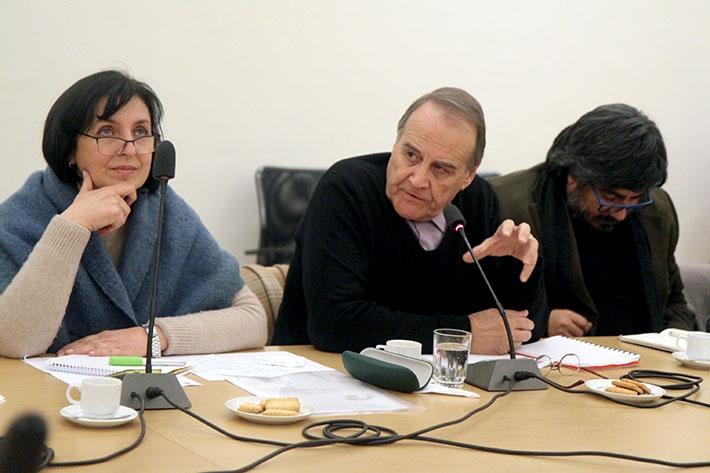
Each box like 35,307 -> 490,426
606,385 -> 638,395
611,379 -> 644,394
264,397 -> 300,412
238,402 -> 264,414
624,379 -> 651,394
262,408 -> 299,416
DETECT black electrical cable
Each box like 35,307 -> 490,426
412,435 -> 710,468
47,393 -> 147,468
623,369 -> 703,390
199,378 -> 517,473
154,380 -> 514,472
154,371 -> 710,473
622,369 -> 710,407
157,393 -> 290,447
515,369 -> 706,408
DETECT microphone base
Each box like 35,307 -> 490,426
465,359 -> 548,392
120,373 -> 191,410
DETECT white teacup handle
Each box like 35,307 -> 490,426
673,334 -> 689,351
66,384 -> 82,405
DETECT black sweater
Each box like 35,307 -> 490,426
273,153 -> 547,353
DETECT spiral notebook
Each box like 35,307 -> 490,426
517,336 -> 640,368
46,355 -> 126,376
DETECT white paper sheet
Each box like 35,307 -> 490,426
189,352 -> 332,381
23,351 -> 333,387
419,382 -> 480,399
227,370 -> 415,415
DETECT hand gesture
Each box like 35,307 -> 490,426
548,309 -> 592,337
463,219 -> 538,282
61,171 -> 137,234
468,308 -> 534,354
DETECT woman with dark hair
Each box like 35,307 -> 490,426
0,70 -> 267,358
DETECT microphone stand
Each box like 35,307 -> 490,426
445,205 -> 547,392
120,141 -> 191,410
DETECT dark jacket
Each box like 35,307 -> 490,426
489,163 -> 696,333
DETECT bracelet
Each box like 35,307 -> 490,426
143,324 -> 162,358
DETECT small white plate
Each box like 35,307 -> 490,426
672,351 -> 710,370
225,397 -> 311,425
60,405 -> 137,428
585,379 -> 664,404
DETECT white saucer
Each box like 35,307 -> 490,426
225,397 -> 312,425
672,351 -> 710,370
585,379 -> 664,404
60,404 -> 137,428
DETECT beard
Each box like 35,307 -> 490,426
566,187 -> 620,233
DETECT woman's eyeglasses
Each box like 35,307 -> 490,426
79,132 -> 157,156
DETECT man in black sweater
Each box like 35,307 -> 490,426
273,88 -> 548,354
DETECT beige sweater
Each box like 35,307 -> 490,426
0,215 -> 267,358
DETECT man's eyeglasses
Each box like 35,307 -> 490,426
79,132 -> 157,156
536,353 -> 583,376
591,186 -> 654,213
535,353 -> 608,383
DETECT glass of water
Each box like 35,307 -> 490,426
433,328 -> 472,388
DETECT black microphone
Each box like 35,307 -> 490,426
152,140 -> 176,180
0,414 -> 52,473
444,204 -> 546,392
145,140 -> 176,372
120,141 -> 191,410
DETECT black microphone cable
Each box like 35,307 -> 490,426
154,380 -> 515,473
513,369 -> 707,409
153,391 -> 289,447
46,393 -> 147,468
153,376 -> 710,473
623,370 -> 710,408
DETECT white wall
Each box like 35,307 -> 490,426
1,0 -> 708,263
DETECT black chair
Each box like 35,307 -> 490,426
246,166 -> 326,266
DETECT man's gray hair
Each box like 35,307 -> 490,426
396,87 -> 486,169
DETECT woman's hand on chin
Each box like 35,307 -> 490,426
61,171 -> 137,233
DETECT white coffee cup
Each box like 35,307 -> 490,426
675,331 -> 710,361
375,339 -> 422,359
66,377 -> 122,418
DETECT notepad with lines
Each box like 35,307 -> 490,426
517,336 -> 640,368
46,355 -> 125,376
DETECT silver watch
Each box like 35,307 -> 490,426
143,324 -> 162,358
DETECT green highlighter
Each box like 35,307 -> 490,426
109,356 -> 145,366
109,356 -> 186,367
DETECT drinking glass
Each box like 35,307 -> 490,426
433,328 -> 472,388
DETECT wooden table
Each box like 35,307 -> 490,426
1,338 -> 709,472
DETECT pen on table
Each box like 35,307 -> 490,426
108,356 -> 186,367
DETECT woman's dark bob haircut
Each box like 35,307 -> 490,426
42,70 -> 164,190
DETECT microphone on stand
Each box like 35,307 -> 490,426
443,204 -> 546,392
0,414 -> 52,473
120,141 -> 191,410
